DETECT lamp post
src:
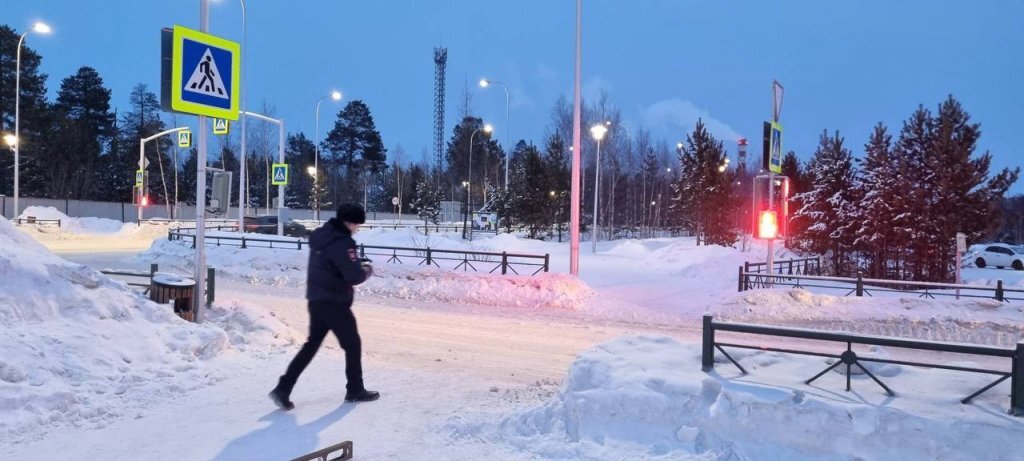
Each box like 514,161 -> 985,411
464,123 -> 493,240
240,111 -> 285,235
314,91 -> 342,221
479,78 -> 510,189
590,124 -> 608,253
13,21 -> 51,219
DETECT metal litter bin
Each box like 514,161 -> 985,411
150,273 -> 196,321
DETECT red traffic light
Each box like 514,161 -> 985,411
758,210 -> 778,240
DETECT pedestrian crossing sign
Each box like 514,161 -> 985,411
136,169 -> 144,187
165,25 -> 239,120
178,130 -> 192,148
272,163 -> 289,186
212,118 -> 229,135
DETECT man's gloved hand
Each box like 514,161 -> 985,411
360,258 -> 374,278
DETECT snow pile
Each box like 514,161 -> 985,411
449,335 -> 1024,460
0,217 -> 296,442
361,268 -> 592,309
18,206 -> 128,234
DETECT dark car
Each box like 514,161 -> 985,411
243,215 -> 308,238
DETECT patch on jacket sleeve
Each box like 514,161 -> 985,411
348,248 -> 358,261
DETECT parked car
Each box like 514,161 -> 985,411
968,243 -> 1024,270
243,215 -> 308,237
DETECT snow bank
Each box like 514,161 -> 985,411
0,217 -> 298,442
449,335 -> 1024,460
19,206 -> 127,234
715,289 -> 1024,346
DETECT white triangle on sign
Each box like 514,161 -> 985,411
215,119 -> 227,131
184,48 -> 229,99
274,168 -> 286,182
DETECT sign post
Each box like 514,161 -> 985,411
160,9 -> 240,323
956,232 -> 967,299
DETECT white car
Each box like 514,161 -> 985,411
969,243 -> 1024,270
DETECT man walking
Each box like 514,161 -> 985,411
270,204 -> 379,410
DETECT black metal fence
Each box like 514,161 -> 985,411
167,228 -> 550,276
289,441 -> 352,461
701,315 -> 1024,415
737,269 -> 1024,302
744,256 -> 823,276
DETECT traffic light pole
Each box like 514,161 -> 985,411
138,127 -> 191,222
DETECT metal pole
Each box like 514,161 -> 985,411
194,0 -> 210,323
591,138 -> 601,253
138,139 -> 145,222
277,120 -> 285,236
467,128 -> 479,241
237,0 -> 247,232
501,83 -> 510,189
14,32 -> 28,221
239,111 -> 284,235
569,0 -> 582,276
314,98 -> 322,222
139,127 -> 190,222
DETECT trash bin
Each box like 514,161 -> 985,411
150,273 -> 196,321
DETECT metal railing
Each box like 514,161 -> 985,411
99,263 -> 216,305
356,244 -> 549,275
701,315 -> 1024,415
737,269 -> 1024,302
294,220 -> 465,233
167,227 -> 550,275
11,217 -> 61,227
289,441 -> 353,461
744,256 -> 823,276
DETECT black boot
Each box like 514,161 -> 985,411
344,389 -> 380,402
269,386 -> 295,410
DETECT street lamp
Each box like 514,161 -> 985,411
464,123 -> 493,239
479,78 -> 511,189
590,123 -> 608,253
3,134 -> 16,147
13,21 -> 51,219
313,90 -> 342,221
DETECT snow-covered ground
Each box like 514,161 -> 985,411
4,217 -> 1024,460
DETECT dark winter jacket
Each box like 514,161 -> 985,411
306,218 -> 369,305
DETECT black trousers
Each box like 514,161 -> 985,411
278,301 -> 364,394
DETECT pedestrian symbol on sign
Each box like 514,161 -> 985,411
185,50 -> 228,98
271,163 -> 289,186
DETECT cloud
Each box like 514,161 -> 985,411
640,98 -> 743,143
582,76 -> 614,102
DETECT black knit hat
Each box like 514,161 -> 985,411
336,203 -> 366,224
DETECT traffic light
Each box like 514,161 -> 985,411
758,210 -> 778,240
141,195 -> 149,207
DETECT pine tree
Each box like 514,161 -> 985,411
322,100 -> 387,206
283,133 -> 316,208
924,96 -> 1019,279
412,171 -> 445,232
793,130 -> 858,273
42,67 -> 114,199
445,117 -> 501,208
545,133 -> 571,240
854,124 -> 899,277
671,120 -> 738,246
0,25 -> 50,198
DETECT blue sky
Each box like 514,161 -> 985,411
7,0 -> 1023,192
